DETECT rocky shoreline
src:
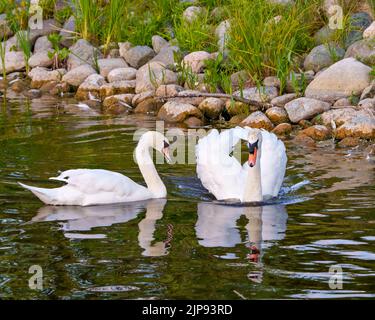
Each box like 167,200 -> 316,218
0,1 -> 374,148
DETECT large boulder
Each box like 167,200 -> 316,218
135,62 -> 177,93
320,108 -> 367,126
304,44 -> 345,72
285,97 -> 331,123
67,39 -> 102,70
234,86 -> 278,103
28,67 -> 66,88
107,67 -> 137,82
157,101 -> 203,122
336,115 -> 375,139
122,45 -> 155,68
305,58 -> 372,102
183,51 -> 212,73
344,39 -> 375,65
0,51 -> 26,73
62,64 -> 97,87
97,58 -> 128,78
240,111 -> 274,131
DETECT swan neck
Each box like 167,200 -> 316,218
242,153 -> 262,203
136,142 -> 166,198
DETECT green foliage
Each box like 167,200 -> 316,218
228,0 -> 321,91
4,0 -> 30,32
47,33 -> 70,69
0,25 -> 7,81
54,6 -> 73,24
173,50 -> 199,89
16,31 -> 31,74
371,66 -> 375,80
40,0 -> 57,19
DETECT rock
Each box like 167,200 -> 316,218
108,49 -> 120,58
299,119 -> 312,128
151,35 -> 168,54
155,84 -> 184,97
10,79 -> 28,92
107,67 -> 137,82
363,21 -> 375,39
358,98 -> 375,109
285,71 -> 315,93
59,16 -> 75,47
135,61 -> 177,93
294,134 -> 316,147
305,58 -> 372,103
336,115 -> 375,139
118,42 -> 132,57
263,76 -> 281,88
76,74 -> 106,100
0,51 -> 26,73
360,82 -> 375,100
225,100 -> 249,116
215,20 -> 230,52
62,64 -> 97,87
34,36 -> 52,53
198,97 -> 225,119
28,51 -> 53,68
183,6 -> 205,23
23,89 -> 42,99
266,107 -> 289,124
333,98 -> 352,108
28,67 -> 66,88
157,101 -> 203,122
240,111 -> 274,131
344,39 -> 375,65
50,82 -> 70,95
314,25 -> 335,45
103,93 -> 134,106
285,97 -> 331,123
270,93 -> 297,107
0,13 -> 12,39
338,136 -> 360,147
132,90 -> 155,107
345,12 -> 373,48
183,51 -> 212,73
301,125 -> 331,140
122,45 -> 155,68
134,97 -> 162,114
99,80 -> 136,97
304,44 -> 345,72
184,116 -> 203,127
67,39 -> 101,70
229,114 -> 247,125
150,45 -> 180,68
97,58 -> 128,78
234,86 -> 278,103
272,123 -> 292,136
28,19 -> 61,46
230,70 -> 251,90
320,108 -> 360,126
39,80 -> 58,93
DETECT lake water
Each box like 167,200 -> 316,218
1,94 -> 374,299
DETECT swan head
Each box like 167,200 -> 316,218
141,131 -> 172,163
246,129 -> 262,167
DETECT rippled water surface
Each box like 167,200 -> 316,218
1,96 -> 374,299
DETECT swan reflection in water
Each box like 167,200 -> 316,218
30,199 -> 170,257
196,202 -> 288,282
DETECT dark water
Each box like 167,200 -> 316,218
0,95 -> 374,299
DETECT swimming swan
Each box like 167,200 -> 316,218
19,131 -> 172,206
196,127 -> 287,202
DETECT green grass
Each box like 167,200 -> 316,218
227,0 -> 323,91
16,31 -> 32,74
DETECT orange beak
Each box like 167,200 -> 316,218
248,148 -> 257,167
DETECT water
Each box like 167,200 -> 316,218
0,95 -> 374,299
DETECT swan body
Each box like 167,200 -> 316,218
196,126 -> 287,202
19,131 -> 171,206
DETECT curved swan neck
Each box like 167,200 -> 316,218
242,145 -> 262,203
135,136 -> 166,198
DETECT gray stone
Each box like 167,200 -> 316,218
118,42 -> 132,57
28,67 -> 66,88
29,51 -> 53,68
0,13 -> 12,39
363,21 -> 375,39
304,44 -> 345,72
344,39 -> 375,65
59,16 -> 75,47
34,36 -> 52,53
62,64 -> 97,86
67,39 -> 102,70
270,93 -> 297,107
122,45 -> 155,68
151,35 -> 168,54
157,101 -> 203,122
285,97 -> 331,123
150,45 -> 180,68
198,97 -> 225,119
234,86 -> 278,103
0,51 -> 26,74
97,58 -> 128,78
76,73 -> 106,100
107,67 -> 137,82
305,58 -> 372,102
240,111 -> 274,131
183,51 -> 212,73
215,20 -> 230,52
183,6 -> 205,23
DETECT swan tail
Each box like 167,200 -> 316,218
18,182 -> 58,205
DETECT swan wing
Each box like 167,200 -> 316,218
196,128 -> 246,200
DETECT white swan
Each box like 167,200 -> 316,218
196,126 -> 287,202
19,131 -> 172,206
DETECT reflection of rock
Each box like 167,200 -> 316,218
196,202 -> 287,251
31,199 -> 169,257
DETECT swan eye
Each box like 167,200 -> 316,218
163,141 -> 169,148
64,176 -> 69,180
